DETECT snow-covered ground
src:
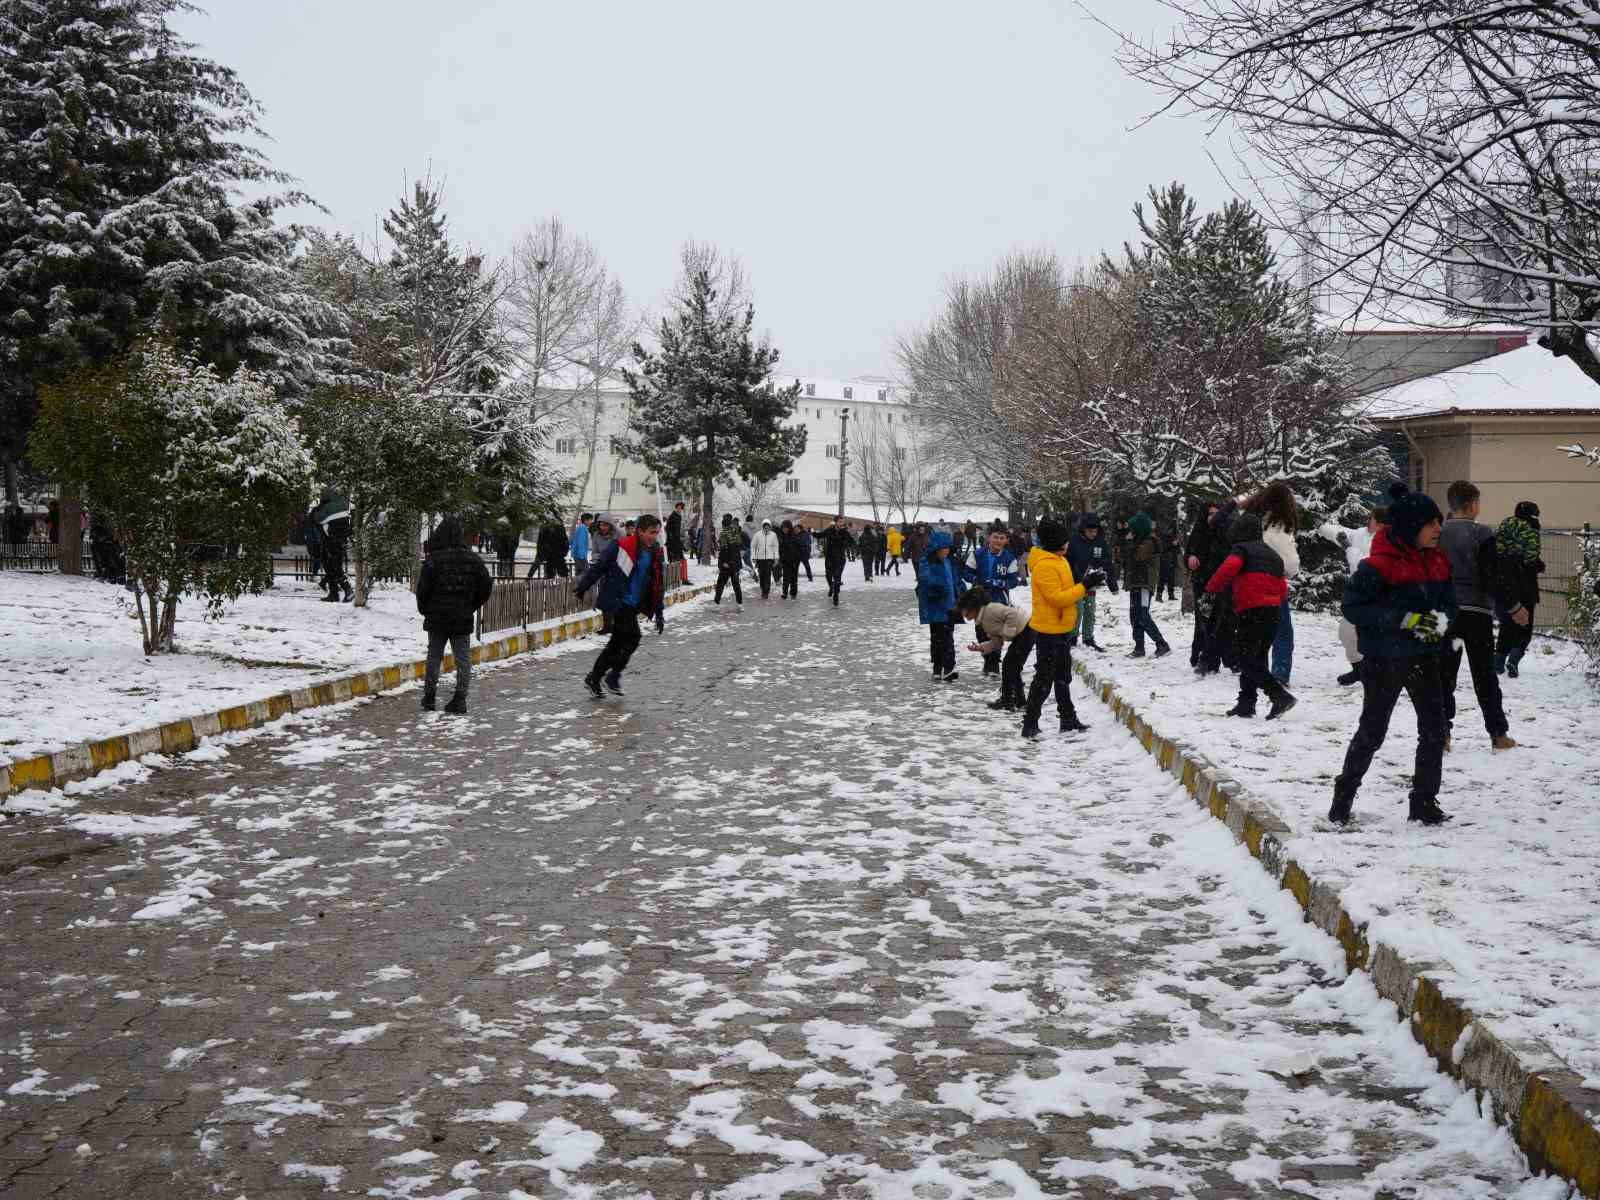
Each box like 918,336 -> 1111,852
1,572 -> 613,764
1064,594 -> 1600,1087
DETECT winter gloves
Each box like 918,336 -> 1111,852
1081,570 -> 1108,591
1402,611 -> 1443,642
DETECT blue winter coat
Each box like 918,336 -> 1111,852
573,534 -> 666,618
915,532 -> 964,625
1067,520 -> 1117,592
570,522 -> 590,565
961,544 -> 1020,604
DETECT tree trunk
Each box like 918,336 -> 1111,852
352,503 -> 368,607
133,577 -> 155,656
2,458 -> 18,506
700,475 -> 716,566
159,592 -> 178,652
58,482 -> 83,576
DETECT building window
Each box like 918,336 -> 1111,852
805,383 -> 816,397
554,437 -> 576,455
785,478 -> 799,494
893,447 -> 906,461
843,386 -> 853,400
610,478 -> 627,495
826,478 -> 838,495
877,389 -> 887,402
826,443 -> 839,459
886,413 -> 893,424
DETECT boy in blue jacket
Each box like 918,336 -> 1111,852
574,513 -> 666,699
1329,486 -> 1458,827
916,531 -> 964,681
961,524 -> 1020,676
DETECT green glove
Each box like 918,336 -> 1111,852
1402,611 -> 1441,641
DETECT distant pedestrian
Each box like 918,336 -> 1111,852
574,513 -> 666,699
1020,517 -> 1102,740
885,524 -> 904,576
315,493 -> 353,603
778,519 -> 805,599
859,523 -> 879,582
1157,529 -> 1181,601
713,513 -> 744,606
1328,484 -> 1456,827
665,502 -> 686,571
799,524 -> 815,581
1205,511 -> 1294,720
1494,501 -> 1543,677
906,523 -> 930,579
815,515 -> 855,606
570,513 -> 593,572
874,524 -> 889,576
751,519 -> 780,599
534,522 -> 569,579
492,521 -> 520,579
588,514 -> 616,565
1122,512 -> 1172,659
1245,482 -> 1301,685
960,585 -> 1033,711
301,507 -> 325,582
916,530 -> 963,681
1066,513 -> 1116,652
416,517 -> 495,714
1440,481 -> 1523,750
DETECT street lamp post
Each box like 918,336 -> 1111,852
837,408 -> 849,520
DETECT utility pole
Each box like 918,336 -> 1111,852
837,408 -> 849,520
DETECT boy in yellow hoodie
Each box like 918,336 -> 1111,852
1022,516 -> 1106,739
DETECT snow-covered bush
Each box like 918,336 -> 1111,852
1569,531 -> 1600,683
31,342 -> 312,654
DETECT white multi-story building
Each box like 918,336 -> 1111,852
540,374 -> 1003,525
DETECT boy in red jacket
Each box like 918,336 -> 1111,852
1206,512 -> 1296,720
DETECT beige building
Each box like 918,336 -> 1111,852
1365,341 -> 1600,530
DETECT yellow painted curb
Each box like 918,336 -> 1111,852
1073,657 -> 1600,1199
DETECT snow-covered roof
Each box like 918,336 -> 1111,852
1363,343 -> 1600,419
781,376 -> 903,405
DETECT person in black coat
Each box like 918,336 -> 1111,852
416,517 -> 495,713
815,515 -> 856,606
778,519 -> 805,599
535,523 -> 570,578
665,502 -> 686,565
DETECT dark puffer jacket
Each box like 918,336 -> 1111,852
1342,527 -> 1457,660
417,525 -> 495,635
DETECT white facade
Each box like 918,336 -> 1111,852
540,374 -> 985,521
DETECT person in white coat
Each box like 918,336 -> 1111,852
750,519 -> 780,599
1246,482 -> 1301,685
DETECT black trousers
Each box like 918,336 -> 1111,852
591,608 -> 642,680
862,554 -> 874,581
756,560 -> 775,598
1157,562 -> 1177,600
715,561 -> 743,603
1002,628 -> 1036,698
1497,603 -> 1536,664
1335,654 -> 1447,804
885,555 -> 901,576
1442,610 -> 1509,737
802,555 -> 813,581
928,620 -> 955,674
825,560 -> 844,595
322,538 -> 348,595
1233,606 -> 1290,714
1024,631 -> 1079,725
780,561 -> 800,597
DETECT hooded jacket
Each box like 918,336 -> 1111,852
1066,514 -> 1117,592
751,522 -> 780,561
1204,513 -> 1287,614
961,541 -> 1020,604
416,521 -> 495,635
1341,527 -> 1456,659
1027,545 -> 1087,635
575,532 -> 666,618
886,527 -> 904,557
570,520 -> 590,564
972,601 -> 1030,653
915,531 -> 963,625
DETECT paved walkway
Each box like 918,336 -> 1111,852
0,581 -> 1553,1198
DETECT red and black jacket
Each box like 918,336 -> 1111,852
1205,538 -> 1288,614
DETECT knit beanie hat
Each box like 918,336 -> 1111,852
1227,511 -> 1263,544
1129,512 -> 1154,539
1387,483 -> 1443,547
1036,516 -> 1069,553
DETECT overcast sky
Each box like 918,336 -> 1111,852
173,1 -> 1238,381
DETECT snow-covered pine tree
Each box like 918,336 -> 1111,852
31,341 -> 313,654
0,0 -> 338,500
618,267 -> 806,562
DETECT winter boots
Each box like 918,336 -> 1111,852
1129,646 -> 1146,658
1153,644 -> 1172,658
1407,796 -> 1451,825
1337,663 -> 1362,686
1060,712 -> 1090,733
1327,785 -> 1354,826
604,672 -> 625,696
582,673 -> 604,700
420,693 -> 436,712
988,682 -> 1023,711
1265,694 -> 1297,721
1491,734 -> 1518,751
443,694 -> 467,714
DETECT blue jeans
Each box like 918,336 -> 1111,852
1270,599 -> 1293,683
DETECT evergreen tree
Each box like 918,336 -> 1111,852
0,0 -> 337,496
619,268 -> 805,559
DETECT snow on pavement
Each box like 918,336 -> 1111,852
0,581 -> 1573,1197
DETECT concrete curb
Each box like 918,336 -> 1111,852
1,584 -> 714,805
1073,657 -> 1600,1198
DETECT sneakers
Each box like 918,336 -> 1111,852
987,695 -> 1018,712
582,674 -> 604,699
1491,734 -> 1518,751
1059,715 -> 1090,733
1020,721 -> 1041,740
1129,647 -> 1146,659
420,694 -> 436,712
1337,667 -> 1361,687
604,673 -> 624,696
1408,797 -> 1452,826
1506,658 -> 1520,678
1265,694 -> 1297,721
443,695 -> 467,714
942,671 -> 960,683
1083,640 -> 1104,652
1153,644 -> 1172,658
1224,703 -> 1255,718
1328,787 -> 1354,826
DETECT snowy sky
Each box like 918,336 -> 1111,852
172,1 -> 1238,380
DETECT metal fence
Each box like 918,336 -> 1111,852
1536,526 -> 1596,635
475,567 -> 694,638
1,543 -> 95,573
